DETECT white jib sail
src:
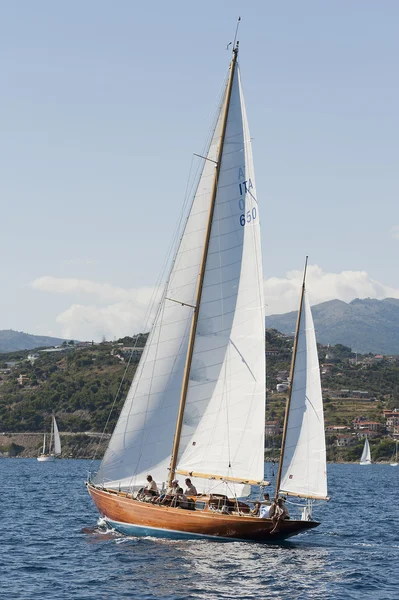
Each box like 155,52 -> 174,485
360,437 -> 371,464
176,65 -> 266,497
94,74 -> 228,490
53,416 -> 61,455
279,289 -> 328,500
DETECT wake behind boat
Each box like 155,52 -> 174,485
37,415 -> 61,462
87,42 -> 329,541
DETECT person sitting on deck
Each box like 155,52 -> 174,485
259,493 -> 273,518
270,497 -> 290,532
250,501 -> 261,516
174,487 -> 189,509
184,478 -> 198,496
153,480 -> 179,505
137,475 -> 159,500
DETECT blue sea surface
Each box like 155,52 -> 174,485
1,459 -> 398,599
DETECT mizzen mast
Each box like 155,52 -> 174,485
168,44 -> 240,485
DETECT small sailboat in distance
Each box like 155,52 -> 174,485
37,415 -> 61,462
390,441 -> 398,467
360,436 -> 371,465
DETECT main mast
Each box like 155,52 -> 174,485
168,45 -> 239,485
274,257 -> 308,499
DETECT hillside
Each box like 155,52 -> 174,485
0,331 -> 398,460
267,298 -> 399,354
0,329 -> 67,353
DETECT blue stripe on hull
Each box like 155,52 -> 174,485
105,518 -> 248,542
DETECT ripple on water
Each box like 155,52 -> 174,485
1,460 -> 398,600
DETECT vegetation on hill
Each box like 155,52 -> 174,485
0,329 -> 398,461
0,338 -> 145,433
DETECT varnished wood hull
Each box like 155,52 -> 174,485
87,484 -> 319,542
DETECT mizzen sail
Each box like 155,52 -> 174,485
279,289 -> 328,500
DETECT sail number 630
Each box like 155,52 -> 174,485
240,207 -> 257,226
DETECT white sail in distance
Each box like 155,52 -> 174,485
360,437 -> 371,465
53,416 -> 61,455
95,63 -> 233,491
279,289 -> 328,500
176,65 -> 265,496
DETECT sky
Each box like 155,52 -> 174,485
0,0 -> 398,341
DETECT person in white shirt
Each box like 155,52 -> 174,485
137,474 -> 158,500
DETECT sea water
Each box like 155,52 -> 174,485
1,459 -> 398,599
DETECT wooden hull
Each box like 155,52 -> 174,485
87,484 -> 319,542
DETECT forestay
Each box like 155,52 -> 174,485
176,65 -> 266,497
279,290 -> 328,500
94,71 -> 227,490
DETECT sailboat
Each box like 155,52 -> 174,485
37,415 -> 61,462
390,441 -> 398,467
87,44 -> 327,541
360,436 -> 371,465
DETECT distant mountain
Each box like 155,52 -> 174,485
267,298 -> 399,355
0,330 -> 67,353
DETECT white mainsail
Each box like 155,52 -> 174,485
360,436 -> 371,465
279,289 -> 328,500
95,57 -> 265,496
53,416 -> 61,455
42,433 -> 46,455
176,67 -> 265,493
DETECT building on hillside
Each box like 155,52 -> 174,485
373,354 -> 384,361
265,421 -> 281,436
121,347 -> 144,362
383,409 -> 399,419
386,416 -> 399,431
353,421 -> 383,432
17,374 -> 30,386
276,382 -> 289,393
357,429 -> 379,439
392,426 -> 399,440
352,390 -> 369,398
27,353 -> 39,363
265,349 -> 279,357
336,434 -> 354,447
336,389 -> 350,398
276,371 -> 289,382
326,425 -> 350,433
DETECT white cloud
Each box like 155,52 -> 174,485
265,265 -> 399,315
55,302 -> 155,341
390,225 -> 399,240
31,267 -> 399,339
31,276 -> 160,340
